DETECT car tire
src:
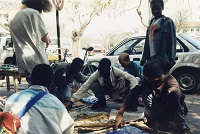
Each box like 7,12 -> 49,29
172,68 -> 200,94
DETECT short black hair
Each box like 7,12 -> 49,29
71,57 -> 84,66
143,59 -> 163,78
31,64 -> 53,88
99,58 -> 111,67
150,0 -> 164,8
70,57 -> 84,72
22,0 -> 52,13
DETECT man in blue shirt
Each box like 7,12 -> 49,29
118,53 -> 143,80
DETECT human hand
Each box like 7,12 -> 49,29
114,113 -> 124,130
65,101 -> 74,111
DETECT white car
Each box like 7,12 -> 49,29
84,33 -> 200,94
0,36 -> 14,65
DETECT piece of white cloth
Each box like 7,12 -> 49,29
9,7 -> 49,74
4,85 -> 74,134
72,66 -> 138,100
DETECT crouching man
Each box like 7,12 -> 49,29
114,59 -> 191,134
67,58 -> 138,110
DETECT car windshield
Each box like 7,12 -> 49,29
179,33 -> 200,49
113,38 -> 138,55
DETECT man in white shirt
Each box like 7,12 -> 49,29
9,0 -> 52,78
4,64 -> 74,134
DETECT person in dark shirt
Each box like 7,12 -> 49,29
50,58 -> 88,103
114,59 -> 190,134
140,0 -> 176,73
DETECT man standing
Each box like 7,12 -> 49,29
140,0 -> 176,73
9,0 -> 52,77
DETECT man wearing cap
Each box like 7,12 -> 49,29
68,58 -> 138,110
114,59 -> 190,134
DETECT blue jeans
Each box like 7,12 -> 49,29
57,86 -> 71,102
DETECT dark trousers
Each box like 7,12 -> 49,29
89,81 -> 111,105
148,91 -> 187,131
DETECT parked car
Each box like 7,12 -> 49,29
86,33 -> 200,94
0,36 -> 14,65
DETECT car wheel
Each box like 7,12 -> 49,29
82,64 -> 97,76
172,68 -> 200,94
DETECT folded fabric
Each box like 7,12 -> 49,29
81,96 -> 98,104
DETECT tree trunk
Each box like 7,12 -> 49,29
72,40 -> 79,57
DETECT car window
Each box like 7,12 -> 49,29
113,39 -> 138,55
176,42 -> 184,52
131,39 -> 145,54
179,33 -> 200,49
5,38 -> 13,47
112,37 -> 185,56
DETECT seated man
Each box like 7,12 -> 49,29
114,59 -> 190,134
4,64 -> 74,134
68,58 -> 138,110
118,53 -> 143,79
50,57 -> 88,103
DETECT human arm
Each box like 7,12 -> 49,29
112,67 -> 138,89
114,81 -> 145,129
133,61 -> 144,79
41,34 -> 51,48
32,10 -> 50,48
140,27 -> 150,66
71,71 -> 98,101
61,107 -> 74,134
114,103 -> 126,129
167,18 -> 176,65
74,72 -> 89,83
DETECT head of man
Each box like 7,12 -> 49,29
22,0 -> 52,13
31,64 -> 53,88
143,59 -> 164,85
150,0 -> 164,19
118,53 -> 130,68
98,58 -> 111,79
70,57 -> 84,73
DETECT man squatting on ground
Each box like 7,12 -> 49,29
114,59 -> 191,134
50,58 -> 88,103
67,58 -> 138,110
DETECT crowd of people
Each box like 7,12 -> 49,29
3,0 -> 192,133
